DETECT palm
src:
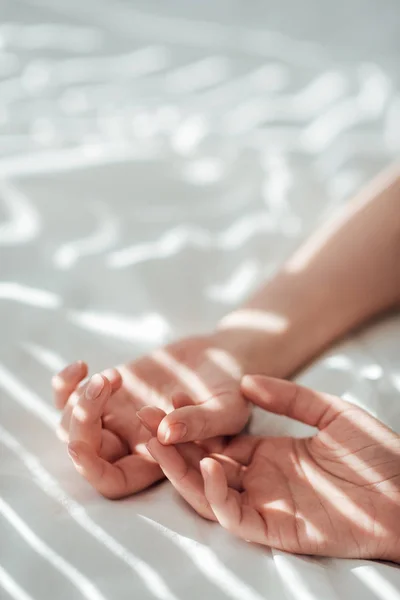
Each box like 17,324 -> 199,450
144,376 -> 400,562
239,415 -> 400,557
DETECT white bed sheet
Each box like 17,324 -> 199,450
1,1 -> 400,599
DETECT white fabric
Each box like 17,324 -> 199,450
1,1 -> 400,598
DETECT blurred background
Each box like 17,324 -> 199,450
1,0 -> 400,388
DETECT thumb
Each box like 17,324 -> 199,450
241,375 -> 350,430
157,396 -> 249,444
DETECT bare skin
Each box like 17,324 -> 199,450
55,165 -> 400,534
137,377 -> 400,563
54,335 -> 248,497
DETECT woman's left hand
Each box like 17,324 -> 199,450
142,376 -> 400,562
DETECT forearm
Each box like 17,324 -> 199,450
215,165 -> 400,378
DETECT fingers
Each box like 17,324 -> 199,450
210,454 -> 245,491
200,458 -> 268,545
138,406 -> 207,474
140,404 -> 245,498
137,406 -> 166,436
101,368 -> 123,390
241,375 -> 350,430
146,437 -> 215,520
66,373 -> 162,498
58,368 -> 122,443
157,396 -> 249,445
67,441 -> 163,499
101,400 -> 141,453
200,436 -> 228,454
52,361 -> 88,409
170,393 -> 230,454
222,435 -> 263,466
99,429 -> 129,462
138,406 -> 213,468
69,374 -> 111,453
172,391 -> 194,409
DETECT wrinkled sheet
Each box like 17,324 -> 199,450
1,1 -> 400,599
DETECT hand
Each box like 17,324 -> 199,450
142,376 -> 400,562
62,372 -> 163,498
53,332 -> 252,497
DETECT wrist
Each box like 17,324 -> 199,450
209,309 -> 298,379
210,274 -> 358,380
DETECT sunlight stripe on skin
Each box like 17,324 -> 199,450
0,498 -> 107,600
218,309 -> 287,334
205,348 -> 242,380
0,427 -> 178,600
117,365 -> 168,410
0,565 -> 34,600
139,516 -> 266,600
151,349 -> 211,400
297,450 -> 384,535
0,363 -> 58,428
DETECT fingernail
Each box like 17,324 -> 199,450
86,374 -> 104,400
163,423 -> 187,444
68,446 -> 79,464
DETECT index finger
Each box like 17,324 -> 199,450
147,437 -> 216,520
52,361 -> 88,409
201,458 -> 268,545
